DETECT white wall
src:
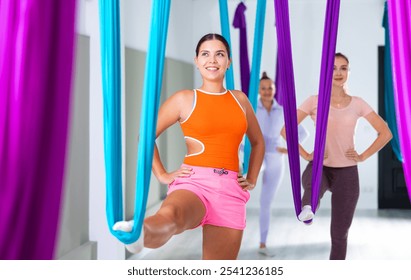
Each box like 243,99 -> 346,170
123,0 -> 194,63
74,0 -> 386,259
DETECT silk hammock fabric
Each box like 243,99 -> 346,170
219,0 -> 235,90
0,0 -> 76,259
309,0 -> 341,212
382,3 -> 402,162
273,0 -> 302,216
98,0 -> 125,241
100,0 -> 171,244
273,15 -> 284,106
233,2 -> 251,96
387,0 -> 411,202
240,0 -> 266,174
274,55 -> 284,106
274,0 -> 340,216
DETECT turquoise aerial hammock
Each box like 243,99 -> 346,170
219,0 -> 235,90
99,0 -> 171,244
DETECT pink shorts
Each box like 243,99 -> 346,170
167,164 -> 250,230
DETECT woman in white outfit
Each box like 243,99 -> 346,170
256,72 -> 308,257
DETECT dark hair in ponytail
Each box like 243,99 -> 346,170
260,71 -> 271,81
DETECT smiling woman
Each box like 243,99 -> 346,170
195,37 -> 231,85
113,33 -> 265,260
283,53 -> 393,260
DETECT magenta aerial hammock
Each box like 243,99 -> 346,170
0,0 -> 76,259
387,0 -> 411,202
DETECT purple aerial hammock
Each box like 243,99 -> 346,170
233,1 -> 251,97
233,0 -> 340,218
274,0 -> 341,219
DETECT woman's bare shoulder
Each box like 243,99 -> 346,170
163,89 -> 195,114
230,89 -> 248,103
167,89 -> 194,103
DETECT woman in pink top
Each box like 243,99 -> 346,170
283,53 -> 392,259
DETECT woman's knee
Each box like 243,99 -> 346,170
202,226 -> 243,260
301,164 -> 313,190
155,204 -> 190,230
162,190 -> 205,223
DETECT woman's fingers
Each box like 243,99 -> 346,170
176,167 -> 194,177
237,175 -> 255,191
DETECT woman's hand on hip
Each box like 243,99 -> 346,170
237,174 -> 256,191
158,166 -> 194,184
345,148 -> 363,162
303,151 -> 314,161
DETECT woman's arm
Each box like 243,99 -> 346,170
280,109 -> 313,161
152,90 -> 193,184
298,124 -> 310,144
245,103 -> 265,186
276,124 -> 309,154
345,112 -> 392,162
235,91 -> 265,188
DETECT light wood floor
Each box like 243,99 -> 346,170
130,208 -> 411,260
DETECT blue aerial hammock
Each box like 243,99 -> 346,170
99,0 -> 171,244
274,0 -> 341,217
219,0 -> 235,90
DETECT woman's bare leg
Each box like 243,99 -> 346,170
202,225 -> 243,260
144,190 -> 206,248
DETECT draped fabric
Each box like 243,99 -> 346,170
100,0 -> 171,244
310,0 -> 341,212
233,2 -> 251,96
273,0 -> 302,216
98,0 -> 125,241
274,53 -> 284,105
242,0 -> 266,174
387,0 -> 411,201
382,3 -> 402,162
0,0 -> 76,259
219,0 -> 235,90
274,0 -> 340,217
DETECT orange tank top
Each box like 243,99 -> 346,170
180,89 -> 247,172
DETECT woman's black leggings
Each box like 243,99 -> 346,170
302,162 -> 360,260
